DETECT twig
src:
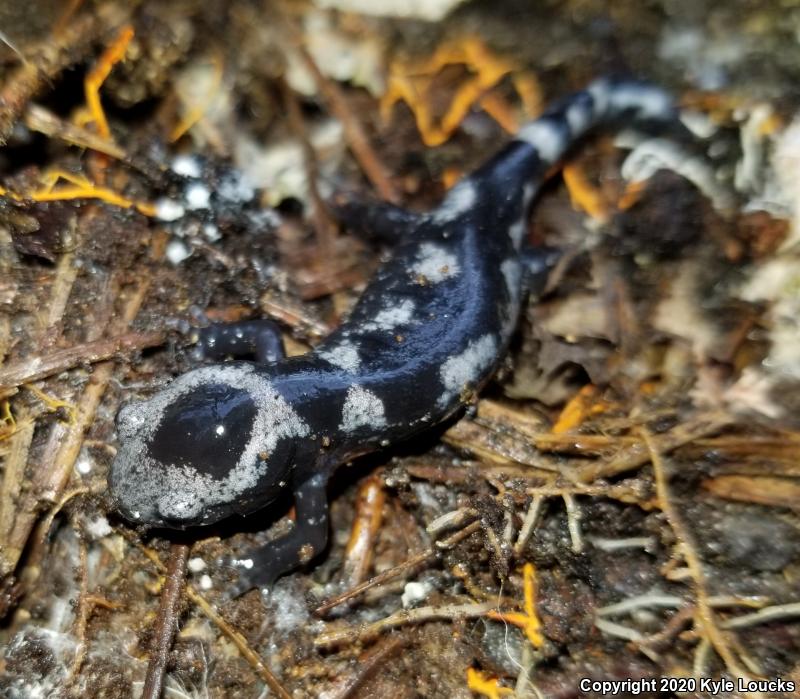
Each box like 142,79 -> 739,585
0,330 -> 165,393
284,23 -> 400,203
65,529 -> 91,689
640,427 -> 751,679
513,495 -> 543,555
702,474 -> 800,511
33,487 -> 90,564
426,507 -> 478,536
484,525 -> 507,571
514,642 -> 545,699
313,520 -> 481,616
328,634 -> 407,699
693,637 -> 712,678
0,277 -> 149,580
601,593 -> 770,627
44,234 -> 80,342
280,77 -> 338,258
562,493 -> 583,553
588,536 -> 655,552
340,475 -> 386,588
24,103 -> 126,159
314,600 -> 497,649
574,412 -> 732,483
594,617 -> 646,642
136,543 -> 292,699
142,542 -> 190,699
185,588 -> 292,699
0,29 -> 28,65
260,293 -> 332,342
598,592 -> 684,617
636,606 -> 695,653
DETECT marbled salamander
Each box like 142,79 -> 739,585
109,78 -> 675,595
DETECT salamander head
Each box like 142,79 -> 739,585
108,363 -> 309,529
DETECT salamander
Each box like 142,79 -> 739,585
108,77 -> 675,596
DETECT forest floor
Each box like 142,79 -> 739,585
0,1 -> 798,697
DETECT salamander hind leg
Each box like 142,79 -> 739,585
195,320 -> 286,364
520,245 -> 562,295
220,473 -> 330,598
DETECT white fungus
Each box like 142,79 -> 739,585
165,239 -> 192,265
267,580 -> 312,632
185,182 -> 211,210
188,557 -> 207,573
402,580 -> 434,608
84,516 -> 112,540
202,223 -> 221,241
217,171 -> 255,202
170,154 -> 202,178
154,198 -> 185,221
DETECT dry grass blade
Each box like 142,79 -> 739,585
443,418 -> 560,472
0,415 -> 34,544
702,475 -> 800,510
24,103 -> 126,158
574,412 -> 733,483
640,427 -> 753,681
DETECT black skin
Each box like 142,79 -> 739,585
197,319 -> 287,364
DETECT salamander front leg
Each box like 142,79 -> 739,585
222,473 -> 330,597
195,320 -> 286,363
329,192 -> 422,243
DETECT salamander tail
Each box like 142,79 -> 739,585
514,77 -> 676,167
